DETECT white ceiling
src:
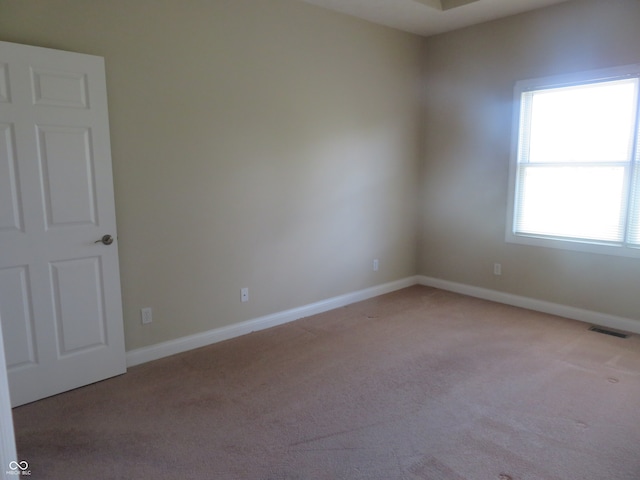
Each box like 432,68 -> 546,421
301,0 -> 570,37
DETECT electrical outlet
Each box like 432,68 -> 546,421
373,259 -> 379,271
241,287 -> 249,303
493,263 -> 502,276
141,307 -> 152,324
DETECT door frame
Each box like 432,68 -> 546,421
0,324 -> 17,480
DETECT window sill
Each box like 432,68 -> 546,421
505,231 -> 640,259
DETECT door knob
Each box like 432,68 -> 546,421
95,234 -> 114,245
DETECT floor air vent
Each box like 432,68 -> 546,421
588,326 -> 629,339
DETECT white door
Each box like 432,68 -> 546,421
0,41 -> 126,407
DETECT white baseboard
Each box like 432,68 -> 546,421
126,276 -> 419,367
127,274 -> 640,368
417,275 -> 640,335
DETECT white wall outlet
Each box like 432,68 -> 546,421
373,259 -> 379,271
493,263 -> 502,276
141,307 -> 152,324
241,287 -> 249,303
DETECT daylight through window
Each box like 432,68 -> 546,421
507,65 -> 640,257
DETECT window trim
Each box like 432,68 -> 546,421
505,64 -> 640,258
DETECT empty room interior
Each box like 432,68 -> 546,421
1,0 -> 640,478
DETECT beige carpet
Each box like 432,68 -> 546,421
12,286 -> 640,479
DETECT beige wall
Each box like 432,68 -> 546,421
419,0 -> 640,320
2,0 -> 639,354
0,0 -> 422,350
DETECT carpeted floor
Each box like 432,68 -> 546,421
12,286 -> 640,479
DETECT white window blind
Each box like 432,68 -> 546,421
507,66 -> 640,257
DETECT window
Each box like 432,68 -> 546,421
506,65 -> 640,257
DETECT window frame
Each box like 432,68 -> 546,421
505,64 -> 640,258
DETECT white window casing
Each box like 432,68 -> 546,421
506,64 -> 640,258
